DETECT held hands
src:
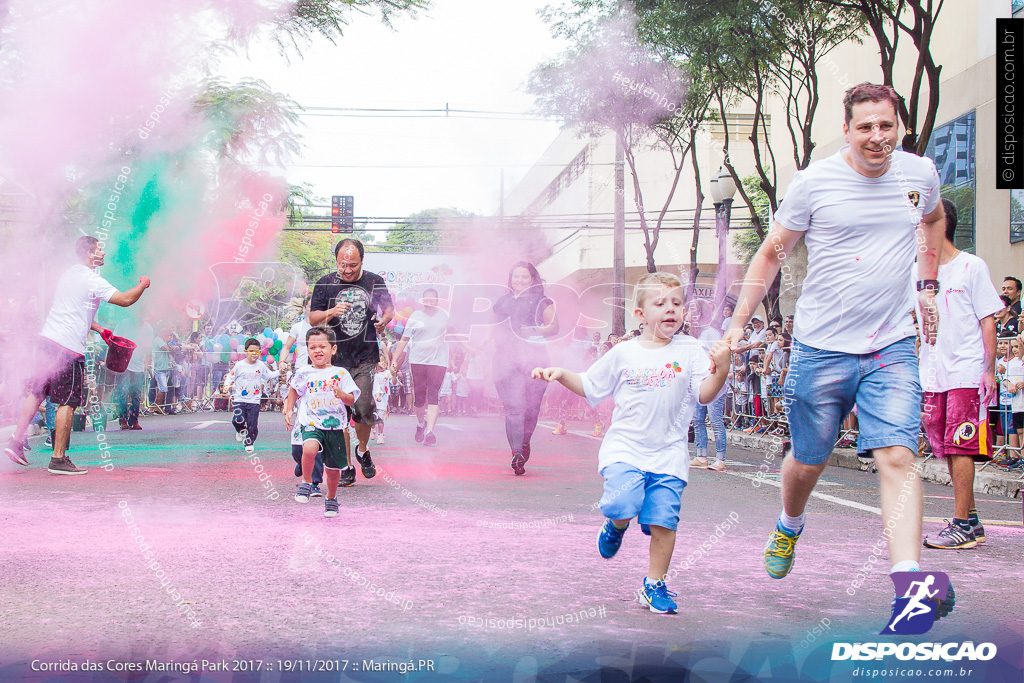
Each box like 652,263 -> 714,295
723,327 -> 745,351
917,290 -> 939,345
531,367 -> 563,382
708,341 -> 731,375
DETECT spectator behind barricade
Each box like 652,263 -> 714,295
1002,276 -> 1022,316
1005,337 -> 1024,449
995,295 -> 1020,338
995,338 -> 1015,453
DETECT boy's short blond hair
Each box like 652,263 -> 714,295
633,272 -> 684,309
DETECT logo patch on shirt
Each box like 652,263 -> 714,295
624,367 -> 677,390
907,191 -> 920,207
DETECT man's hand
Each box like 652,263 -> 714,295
723,327 -> 746,351
918,290 -> 939,345
531,367 -> 563,382
139,276 -> 151,289
979,371 -> 998,406
284,411 -> 293,430
373,318 -> 387,334
326,302 -> 350,321
99,328 -> 114,344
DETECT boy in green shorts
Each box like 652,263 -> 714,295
283,326 -> 360,517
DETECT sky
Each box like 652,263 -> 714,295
216,0 -> 569,227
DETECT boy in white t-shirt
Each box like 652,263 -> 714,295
222,338 -> 274,453
533,272 -> 730,614
372,361 -> 392,445
284,326 -> 360,517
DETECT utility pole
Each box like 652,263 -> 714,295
612,132 -> 626,336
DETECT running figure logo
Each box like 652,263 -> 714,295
882,571 -> 950,635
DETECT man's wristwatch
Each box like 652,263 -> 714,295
916,279 -> 940,292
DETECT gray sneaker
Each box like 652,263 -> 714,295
309,484 -> 324,498
47,456 -> 87,475
295,482 -> 313,503
324,497 -> 339,518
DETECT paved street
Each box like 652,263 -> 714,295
1,411 -> 1021,681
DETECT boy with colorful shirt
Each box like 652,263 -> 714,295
284,326 -> 360,518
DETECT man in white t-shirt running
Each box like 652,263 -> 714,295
917,199 -> 1002,550
5,236 -> 149,474
724,83 -> 954,621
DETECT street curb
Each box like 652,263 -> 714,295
725,429 -> 1024,501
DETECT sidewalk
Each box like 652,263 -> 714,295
725,428 -> 1024,500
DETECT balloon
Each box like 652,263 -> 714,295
213,343 -> 223,352
263,327 -> 273,337
230,352 -> 241,361
403,306 -> 413,317
229,338 -> 238,350
394,323 -> 404,335
220,352 -> 229,363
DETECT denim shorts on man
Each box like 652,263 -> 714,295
784,337 -> 921,465
599,462 -> 686,530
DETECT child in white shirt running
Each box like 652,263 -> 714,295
532,272 -> 730,614
223,338 -> 274,452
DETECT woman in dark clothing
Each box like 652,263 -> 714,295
492,261 -> 558,475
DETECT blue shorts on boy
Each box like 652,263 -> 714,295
580,337 -> 717,530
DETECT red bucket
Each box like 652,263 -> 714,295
105,335 -> 137,373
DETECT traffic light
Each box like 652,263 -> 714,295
331,195 -> 354,233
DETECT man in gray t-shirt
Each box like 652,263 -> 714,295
725,83 -> 954,622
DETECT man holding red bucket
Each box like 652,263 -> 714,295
5,236 -> 149,474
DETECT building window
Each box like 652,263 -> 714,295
924,110 -> 975,251
528,146 -> 589,214
1012,191 -> 1024,243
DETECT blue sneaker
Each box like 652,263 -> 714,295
309,484 -> 324,498
640,577 -> 678,614
597,519 -> 628,558
764,520 -> 802,579
295,482 -> 312,503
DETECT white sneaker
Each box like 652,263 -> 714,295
235,433 -> 244,442
708,459 -> 727,471
691,456 -> 709,467
245,444 -> 254,453
376,434 -> 384,445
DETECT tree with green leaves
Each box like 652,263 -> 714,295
810,0 -> 945,154
273,0 -> 429,57
529,11 -> 690,273
379,207 -> 473,253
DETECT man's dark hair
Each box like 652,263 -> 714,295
843,83 -> 902,125
306,325 -> 337,345
334,238 -> 364,260
244,337 -> 261,350
76,236 -> 100,261
1005,276 -> 1023,293
941,198 -> 958,243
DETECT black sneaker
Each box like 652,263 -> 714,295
5,438 -> 28,466
354,449 -> 376,478
340,465 -> 356,487
423,431 -> 436,447
415,423 -> 426,443
47,456 -> 87,475
923,520 -> 978,549
22,438 -> 31,452
294,461 -> 302,477
309,484 -> 324,498
44,435 -> 53,449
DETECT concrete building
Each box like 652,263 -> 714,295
504,1 -> 1020,329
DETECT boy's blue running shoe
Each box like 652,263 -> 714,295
295,482 -> 312,503
640,578 -> 677,614
764,520 -> 802,579
597,519 -> 628,558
